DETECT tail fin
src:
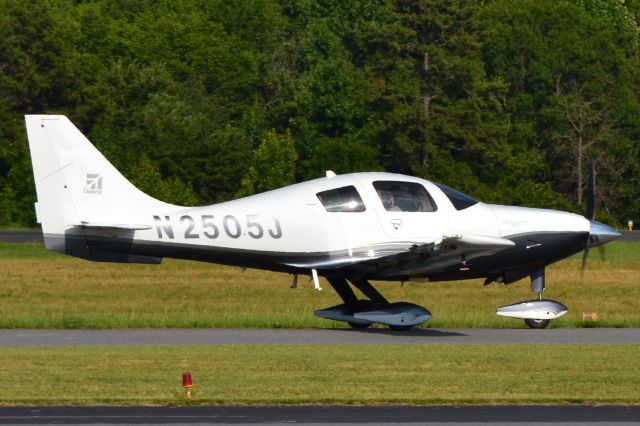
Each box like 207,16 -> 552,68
25,115 -> 175,262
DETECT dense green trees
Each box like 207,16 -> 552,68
0,0 -> 639,226
479,0 -> 640,218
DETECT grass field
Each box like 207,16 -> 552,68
1,241 -> 639,406
1,344 -> 639,405
1,241 -> 639,329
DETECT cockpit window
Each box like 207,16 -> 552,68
316,185 -> 366,212
373,181 -> 437,212
434,182 -> 478,210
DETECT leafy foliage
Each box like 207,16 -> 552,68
238,129 -> 298,196
129,154 -> 199,206
1,0 -> 639,226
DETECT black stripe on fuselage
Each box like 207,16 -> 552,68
44,232 -> 391,274
44,230 -> 589,282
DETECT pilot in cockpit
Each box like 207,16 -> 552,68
378,190 -> 402,212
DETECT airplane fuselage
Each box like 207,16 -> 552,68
61,172 -> 591,284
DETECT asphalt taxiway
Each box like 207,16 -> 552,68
1,405 -> 639,424
2,329 -> 639,425
1,327 -> 639,345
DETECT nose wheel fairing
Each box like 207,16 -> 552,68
496,266 -> 568,329
496,299 -> 568,320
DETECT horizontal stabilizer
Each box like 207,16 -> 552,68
77,222 -> 152,231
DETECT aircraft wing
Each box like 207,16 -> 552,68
282,234 -> 514,278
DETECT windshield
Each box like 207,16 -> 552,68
434,183 -> 478,211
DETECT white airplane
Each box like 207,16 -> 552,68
25,115 -> 621,330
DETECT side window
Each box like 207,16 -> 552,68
316,186 -> 366,212
373,181 -> 437,212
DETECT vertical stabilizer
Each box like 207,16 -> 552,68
25,115 -> 175,262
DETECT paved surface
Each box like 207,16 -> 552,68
1,327 -> 640,346
0,231 -> 43,243
0,405 -> 639,424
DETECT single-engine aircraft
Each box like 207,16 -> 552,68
25,115 -> 621,329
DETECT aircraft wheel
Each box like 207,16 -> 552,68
348,321 -> 371,329
389,324 -> 413,331
525,318 -> 550,329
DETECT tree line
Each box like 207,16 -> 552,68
1,0 -> 639,227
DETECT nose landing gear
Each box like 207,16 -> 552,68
496,267 -> 568,329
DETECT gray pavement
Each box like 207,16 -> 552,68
1,327 -> 640,345
0,231 -> 43,243
1,405 -> 639,424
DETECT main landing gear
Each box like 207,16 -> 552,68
314,277 -> 431,331
496,267 -> 568,329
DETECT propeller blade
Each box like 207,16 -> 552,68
581,162 -> 620,278
586,161 -> 595,221
582,161 -> 596,277
581,246 -> 590,278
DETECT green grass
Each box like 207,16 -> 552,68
1,241 -> 639,328
0,344 -> 638,405
0,242 -> 62,260
1,242 -> 639,407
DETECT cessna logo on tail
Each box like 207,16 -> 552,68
84,173 -> 102,194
